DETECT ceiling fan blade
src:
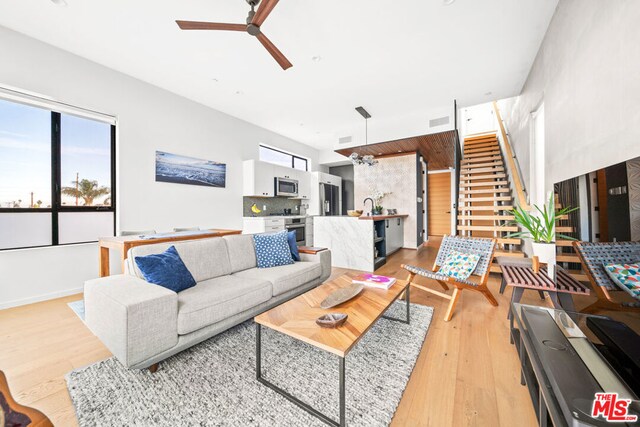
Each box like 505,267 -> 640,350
176,21 -> 246,31
252,0 -> 279,26
256,33 -> 292,70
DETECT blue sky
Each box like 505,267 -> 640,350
0,98 -> 111,207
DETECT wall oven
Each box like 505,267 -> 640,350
275,177 -> 298,197
284,218 -> 306,246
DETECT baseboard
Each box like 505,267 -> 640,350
0,287 -> 83,310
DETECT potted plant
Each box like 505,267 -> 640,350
506,193 -> 578,265
370,189 -> 391,215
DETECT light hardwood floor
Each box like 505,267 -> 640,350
1,238 -> 634,426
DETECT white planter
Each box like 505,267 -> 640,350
531,242 -> 556,266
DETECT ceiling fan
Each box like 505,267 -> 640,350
176,0 -> 292,70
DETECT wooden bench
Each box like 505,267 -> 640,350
502,265 -> 590,313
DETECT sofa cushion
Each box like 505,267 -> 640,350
253,231 -> 295,268
177,275 -> 272,335
233,262 -> 322,296
128,238 -> 232,282
224,234 -> 257,273
134,245 -> 196,292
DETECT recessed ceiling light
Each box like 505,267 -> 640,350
443,0 -> 455,5
311,56 -> 322,62
211,78 -> 219,82
378,153 -> 383,155
50,0 -> 67,6
398,150 -> 402,153
235,90 -> 243,95
299,123 -> 304,126
484,91 -> 493,96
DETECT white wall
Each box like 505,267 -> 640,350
498,0 -> 640,199
0,26 -> 320,308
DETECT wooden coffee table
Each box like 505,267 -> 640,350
254,273 -> 410,427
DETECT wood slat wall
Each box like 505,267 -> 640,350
335,130 -> 456,170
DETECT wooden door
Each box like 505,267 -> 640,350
427,171 -> 452,237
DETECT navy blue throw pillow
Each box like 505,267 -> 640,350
287,231 -> 301,262
134,245 -> 196,292
253,231 -> 295,268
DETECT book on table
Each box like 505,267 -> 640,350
352,274 -> 396,289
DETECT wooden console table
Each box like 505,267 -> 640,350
98,229 -> 242,277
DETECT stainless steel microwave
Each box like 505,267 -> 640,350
274,177 -> 298,197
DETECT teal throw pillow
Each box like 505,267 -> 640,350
438,250 -> 481,280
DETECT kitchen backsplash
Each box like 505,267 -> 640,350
243,197 -> 302,217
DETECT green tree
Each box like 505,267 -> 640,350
61,179 -> 110,206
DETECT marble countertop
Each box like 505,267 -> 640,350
314,214 -> 408,220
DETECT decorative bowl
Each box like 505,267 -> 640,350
320,283 -> 364,309
316,313 -> 348,328
347,210 -> 363,217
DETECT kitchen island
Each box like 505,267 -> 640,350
313,215 -> 407,271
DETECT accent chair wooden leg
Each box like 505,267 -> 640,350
437,280 -> 450,291
444,287 -> 462,322
480,286 -> 499,307
149,363 -> 160,373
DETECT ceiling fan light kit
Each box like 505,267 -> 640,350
176,0 -> 292,70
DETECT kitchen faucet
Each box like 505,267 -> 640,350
363,197 -> 374,216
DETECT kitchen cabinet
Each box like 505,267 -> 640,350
243,160 -> 311,199
243,160 -> 275,197
242,217 -> 285,234
385,217 -> 404,255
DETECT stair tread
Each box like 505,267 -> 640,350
463,152 -> 501,160
457,225 -> 518,232
459,196 -> 512,202
461,161 -> 504,169
464,143 -> 499,150
458,214 -> 515,220
555,226 -> 574,232
494,250 -> 525,257
460,188 -> 511,195
458,205 -> 514,211
462,155 -> 502,163
555,240 -> 575,247
462,181 -> 509,187
497,237 -> 521,245
462,173 -> 507,180
461,167 -> 505,174
464,134 -> 498,143
556,254 -> 581,262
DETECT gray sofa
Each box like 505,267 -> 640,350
84,234 -> 331,370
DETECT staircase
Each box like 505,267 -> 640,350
457,133 -> 525,271
555,198 -> 588,282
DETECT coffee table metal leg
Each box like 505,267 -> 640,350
256,321 -> 345,427
339,357 -> 346,427
256,323 -> 262,380
382,285 -> 411,324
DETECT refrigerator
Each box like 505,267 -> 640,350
320,183 -> 340,216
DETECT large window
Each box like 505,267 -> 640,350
0,97 -> 115,250
259,144 -> 308,171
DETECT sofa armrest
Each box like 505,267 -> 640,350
84,274 -> 178,369
300,249 -> 332,282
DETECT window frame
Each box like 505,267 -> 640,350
0,107 -> 116,250
259,144 -> 308,171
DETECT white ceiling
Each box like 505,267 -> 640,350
0,0 -> 558,151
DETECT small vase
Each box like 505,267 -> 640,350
372,209 -> 383,215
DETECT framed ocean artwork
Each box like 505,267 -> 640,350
155,151 -> 226,188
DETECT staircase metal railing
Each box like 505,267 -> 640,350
492,101 -> 531,211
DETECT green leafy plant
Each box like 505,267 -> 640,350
506,193 -> 578,243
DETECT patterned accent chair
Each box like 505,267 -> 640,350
402,235 -> 498,321
573,241 -> 640,312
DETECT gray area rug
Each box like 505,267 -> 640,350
66,302 -> 433,426
67,300 -> 85,321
